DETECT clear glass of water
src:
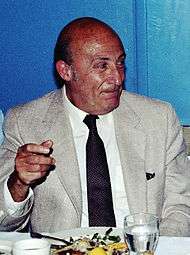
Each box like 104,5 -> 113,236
124,213 -> 159,255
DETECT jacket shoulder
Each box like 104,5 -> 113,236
6,89 -> 62,118
121,90 -> 173,114
4,89 -> 63,137
120,91 -> 179,129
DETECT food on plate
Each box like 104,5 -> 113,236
52,228 -> 128,255
88,247 -> 107,255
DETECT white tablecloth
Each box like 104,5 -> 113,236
0,232 -> 190,255
155,236 -> 190,255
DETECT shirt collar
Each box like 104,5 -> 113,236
63,87 -> 86,132
63,86 -> 113,132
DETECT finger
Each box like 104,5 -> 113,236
18,170 -> 48,185
18,143 -> 50,155
15,160 -> 54,176
41,140 -> 53,148
40,164 -> 55,172
16,161 -> 41,172
20,154 -> 55,165
16,156 -> 55,171
41,140 -> 54,156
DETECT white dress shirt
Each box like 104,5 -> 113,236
64,91 -> 130,227
4,89 -> 130,227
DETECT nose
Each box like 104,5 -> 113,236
107,65 -> 124,86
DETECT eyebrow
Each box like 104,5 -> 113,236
94,53 -> 126,61
119,53 -> 126,59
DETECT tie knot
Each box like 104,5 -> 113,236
83,114 -> 99,131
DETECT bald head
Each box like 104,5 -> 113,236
54,17 -> 123,65
54,17 -> 125,114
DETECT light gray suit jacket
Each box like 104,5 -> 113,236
0,89 -> 190,236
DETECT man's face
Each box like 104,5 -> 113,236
63,30 -> 125,115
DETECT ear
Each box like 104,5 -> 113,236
56,60 -> 72,81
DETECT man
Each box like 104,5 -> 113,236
0,17 -> 190,235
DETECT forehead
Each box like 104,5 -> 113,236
70,30 -> 125,59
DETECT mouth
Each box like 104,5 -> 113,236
101,88 -> 121,99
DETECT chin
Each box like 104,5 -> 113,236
108,98 -> 120,109
100,102 -> 119,115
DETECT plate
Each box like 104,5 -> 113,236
49,227 -> 127,254
47,228 -> 190,255
0,240 -> 12,254
51,227 -> 123,240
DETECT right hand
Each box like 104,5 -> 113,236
8,140 -> 55,202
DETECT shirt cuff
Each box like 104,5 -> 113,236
3,177 -> 33,216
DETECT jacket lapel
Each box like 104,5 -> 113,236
113,95 -> 148,214
38,89 -> 148,218
40,89 -> 82,219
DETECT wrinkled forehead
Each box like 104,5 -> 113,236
70,28 -> 124,57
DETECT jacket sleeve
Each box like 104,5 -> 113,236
160,104 -> 190,236
0,108 -> 34,231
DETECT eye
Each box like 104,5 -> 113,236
116,59 -> 125,68
93,62 -> 108,70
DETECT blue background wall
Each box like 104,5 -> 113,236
0,0 -> 136,112
136,0 -> 190,125
1,0 -> 190,124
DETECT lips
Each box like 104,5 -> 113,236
101,90 -> 119,99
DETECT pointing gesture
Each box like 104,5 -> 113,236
8,140 -> 56,202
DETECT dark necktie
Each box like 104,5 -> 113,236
83,114 -> 116,227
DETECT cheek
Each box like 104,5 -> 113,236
73,71 -> 106,97
87,73 -> 106,88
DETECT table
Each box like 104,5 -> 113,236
0,232 -> 190,255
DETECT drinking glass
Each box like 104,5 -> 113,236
124,213 -> 159,255
12,239 -> 50,255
